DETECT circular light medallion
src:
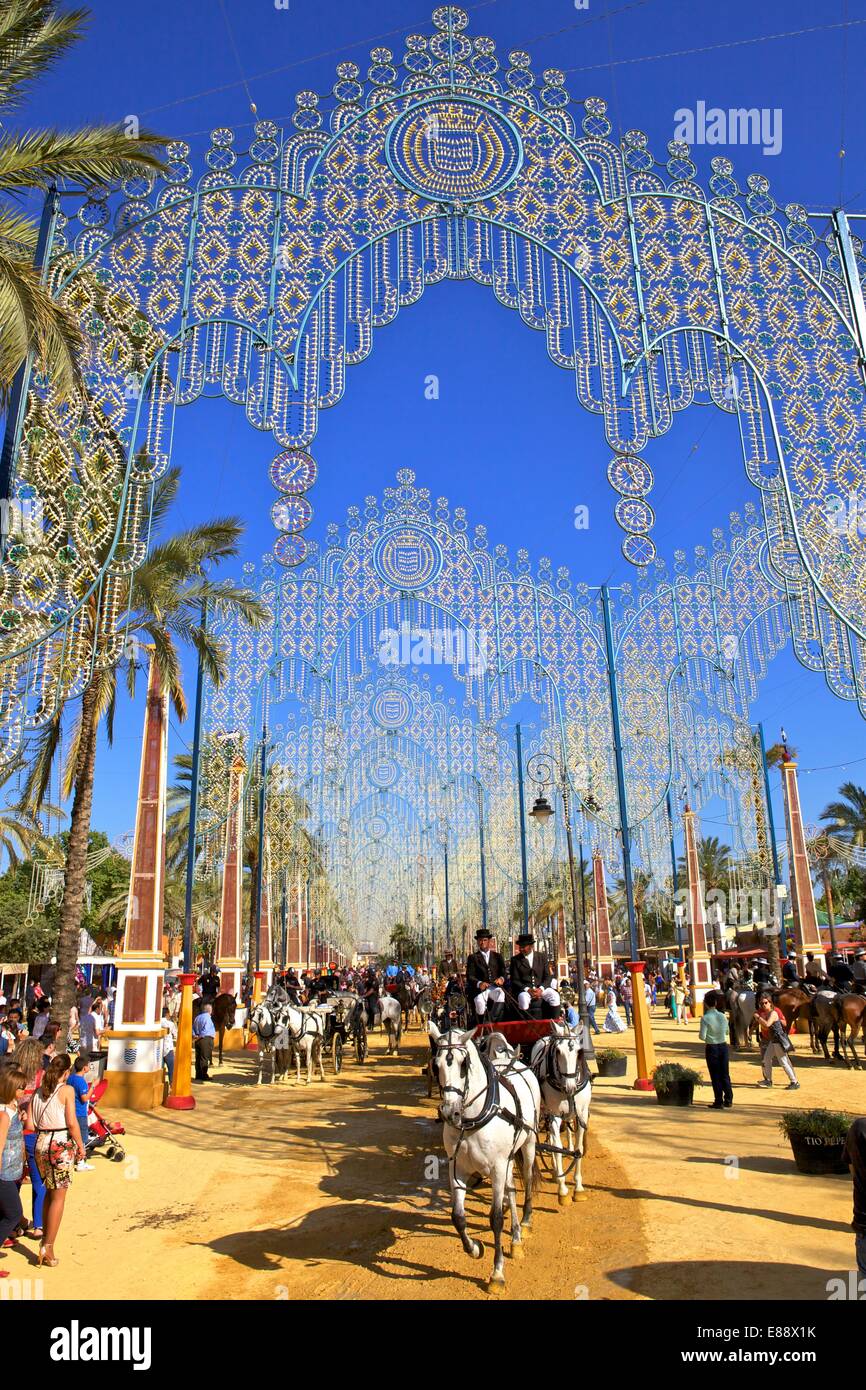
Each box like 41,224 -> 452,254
274,533 -> 308,568
371,689 -> 413,730
607,454 -> 653,498
373,526 -> 443,589
271,495 -> 313,533
368,815 -> 388,841
369,757 -> 397,789
614,497 -> 655,535
622,534 -> 656,567
385,98 -> 523,203
269,448 -> 317,494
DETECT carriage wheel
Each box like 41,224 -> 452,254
355,1025 -> 368,1064
331,1033 -> 343,1073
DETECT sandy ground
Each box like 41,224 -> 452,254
3,1010 -> 860,1302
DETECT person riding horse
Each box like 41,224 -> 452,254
509,933 -> 561,1018
827,954 -> 856,993
466,927 -> 507,1023
852,947 -> 866,993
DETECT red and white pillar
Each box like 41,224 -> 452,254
104,658 -> 169,1110
683,805 -> 712,1015
592,850 -> 615,979
217,755 -> 246,1026
781,757 -> 825,970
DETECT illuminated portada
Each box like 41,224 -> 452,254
385,98 -> 524,203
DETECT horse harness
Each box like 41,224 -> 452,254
435,1037 -> 535,1170
535,1035 -> 591,1125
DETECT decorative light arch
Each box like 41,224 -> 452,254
2,5 -> 866,764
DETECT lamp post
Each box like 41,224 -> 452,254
526,749 -> 589,1040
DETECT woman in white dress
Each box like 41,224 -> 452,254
602,985 -> 626,1033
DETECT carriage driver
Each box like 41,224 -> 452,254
509,932 -> 561,1017
466,928 -> 507,1023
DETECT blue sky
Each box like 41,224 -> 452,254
21,0 -> 866,856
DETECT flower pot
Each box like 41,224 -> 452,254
656,1078 -> 695,1107
596,1057 -> 628,1077
788,1133 -> 848,1176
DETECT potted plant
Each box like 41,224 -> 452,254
653,1062 -> 702,1107
780,1109 -> 851,1175
595,1048 -> 628,1077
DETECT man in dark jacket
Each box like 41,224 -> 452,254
466,928 -> 507,1023
509,933 -> 561,1017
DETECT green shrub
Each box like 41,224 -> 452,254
652,1061 -> 703,1094
596,1047 -> 627,1061
779,1109 -> 851,1143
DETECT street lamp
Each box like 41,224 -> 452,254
524,749 -> 589,1039
529,793 -> 553,824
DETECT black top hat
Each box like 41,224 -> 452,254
475,927 -> 493,940
516,932 -> 535,946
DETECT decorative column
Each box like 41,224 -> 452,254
780,756 -> 825,969
592,851 -> 615,979
216,755 -> 247,1047
103,659 -> 169,1110
555,906 -> 568,981
683,805 -> 713,1015
627,959 -> 656,1090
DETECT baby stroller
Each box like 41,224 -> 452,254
84,1079 -> 126,1162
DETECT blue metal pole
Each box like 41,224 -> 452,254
601,586 -> 639,960
477,779 -> 489,932
444,844 -> 451,947
280,871 -> 288,971
1,185 -> 61,507
758,722 -> 788,958
666,787 -> 683,962
515,723 -> 530,935
182,603 -> 207,971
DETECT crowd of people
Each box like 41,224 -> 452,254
0,975 -> 114,1278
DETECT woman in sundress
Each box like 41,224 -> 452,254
26,1054 -> 85,1268
602,984 -> 627,1033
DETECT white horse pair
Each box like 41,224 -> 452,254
530,1019 -> 592,1205
249,995 -> 326,1084
377,994 -> 403,1054
429,1022 -> 540,1292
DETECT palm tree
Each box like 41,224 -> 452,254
0,1 -> 166,403
821,782 -> 866,850
764,741 -> 797,769
21,467 -> 268,1027
805,829 -> 843,957
0,752 -> 57,865
610,868 -> 652,953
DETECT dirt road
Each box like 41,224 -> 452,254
6,1014 -> 857,1302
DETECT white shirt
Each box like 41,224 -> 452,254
162,1018 -> 177,1053
79,1010 -> 103,1051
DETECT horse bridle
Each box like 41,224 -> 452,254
537,1031 -> 591,1120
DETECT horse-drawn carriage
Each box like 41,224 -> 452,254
321,990 -> 368,1071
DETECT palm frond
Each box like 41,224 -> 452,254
0,248 -> 83,402
0,2 -> 88,112
0,124 -> 167,191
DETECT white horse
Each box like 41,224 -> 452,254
429,1023 -> 540,1292
725,987 -> 756,1049
377,994 -> 402,1054
285,1004 -> 326,1084
248,997 -> 292,1085
530,1019 -> 591,1205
